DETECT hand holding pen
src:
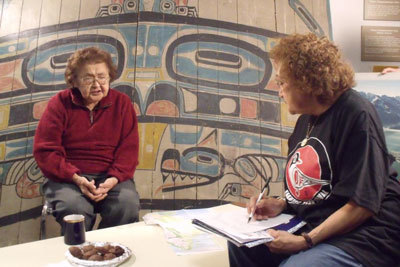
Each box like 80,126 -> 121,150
247,177 -> 286,222
247,182 -> 269,223
247,177 -> 271,223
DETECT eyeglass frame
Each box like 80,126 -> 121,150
78,75 -> 110,86
274,74 -> 287,88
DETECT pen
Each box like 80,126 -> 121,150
247,179 -> 270,223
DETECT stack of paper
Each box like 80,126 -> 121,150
192,204 -> 306,247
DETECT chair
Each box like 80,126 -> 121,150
40,199 -> 53,240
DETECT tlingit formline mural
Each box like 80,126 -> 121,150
0,0 -> 332,246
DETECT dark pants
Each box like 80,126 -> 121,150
228,241 -> 288,267
42,174 -> 140,234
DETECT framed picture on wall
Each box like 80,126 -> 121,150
354,72 -> 400,178
361,26 -> 400,62
364,0 -> 400,20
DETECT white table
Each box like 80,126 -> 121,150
0,222 -> 229,267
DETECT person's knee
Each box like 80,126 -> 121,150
113,192 -> 140,219
52,197 -> 96,231
43,180 -> 92,216
56,196 -> 91,214
104,187 -> 140,221
57,200 -> 93,223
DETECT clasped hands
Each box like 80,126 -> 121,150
247,196 -> 308,254
72,174 -> 118,202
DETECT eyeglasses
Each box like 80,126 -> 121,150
275,74 -> 287,88
275,79 -> 286,87
80,76 -> 109,85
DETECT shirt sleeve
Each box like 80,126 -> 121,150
106,96 -> 139,182
332,111 -> 389,214
33,95 -> 80,182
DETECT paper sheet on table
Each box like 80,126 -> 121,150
143,209 -> 223,255
195,205 -> 295,236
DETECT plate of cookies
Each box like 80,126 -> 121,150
66,241 -> 133,267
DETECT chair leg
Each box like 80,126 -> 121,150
40,214 -> 46,240
40,205 -> 47,240
40,200 -> 52,240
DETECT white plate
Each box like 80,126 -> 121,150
65,241 -> 133,267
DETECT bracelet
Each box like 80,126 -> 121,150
301,232 -> 313,248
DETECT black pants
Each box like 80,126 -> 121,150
228,241 -> 288,267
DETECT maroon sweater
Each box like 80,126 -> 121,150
33,88 -> 139,183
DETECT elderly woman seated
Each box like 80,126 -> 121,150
34,47 -> 140,233
228,33 -> 400,267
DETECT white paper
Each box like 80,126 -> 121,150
192,204 -> 304,247
143,209 -> 223,255
195,205 -> 294,235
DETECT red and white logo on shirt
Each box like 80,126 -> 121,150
285,138 -> 332,204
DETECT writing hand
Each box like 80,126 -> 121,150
247,197 -> 286,221
265,229 -> 308,254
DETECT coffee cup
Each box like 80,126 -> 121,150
63,214 -> 86,245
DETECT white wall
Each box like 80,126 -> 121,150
330,0 -> 400,72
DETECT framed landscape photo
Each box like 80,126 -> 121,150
354,72 -> 400,178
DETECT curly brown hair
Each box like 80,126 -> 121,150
65,47 -> 118,87
269,33 -> 355,105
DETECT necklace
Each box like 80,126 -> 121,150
301,116 -> 319,146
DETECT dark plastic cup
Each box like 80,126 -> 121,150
63,214 -> 86,245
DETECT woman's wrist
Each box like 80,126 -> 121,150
273,196 -> 287,211
301,232 -> 314,249
72,173 -> 84,185
72,173 -> 80,183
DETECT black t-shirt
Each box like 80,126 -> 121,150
285,89 -> 400,267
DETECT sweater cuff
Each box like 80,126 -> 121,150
66,168 -> 80,182
107,171 -> 123,183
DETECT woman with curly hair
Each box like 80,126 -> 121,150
228,33 -> 400,267
34,47 -> 140,233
